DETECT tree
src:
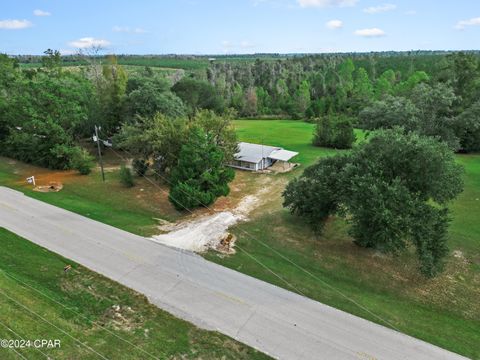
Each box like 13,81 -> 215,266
169,127 -> 235,210
446,52 -> 480,111
231,83 -> 245,111
284,129 -> 464,276
194,110 -> 238,163
172,78 -> 224,114
243,87 -> 258,116
119,165 -> 135,187
283,155 -> 348,233
115,113 -> 188,174
292,80 -> 311,118
0,56 -> 94,169
41,49 -> 62,71
410,82 -> 458,149
374,69 -> 396,99
95,55 -> 128,134
361,83 -> 460,151
313,114 -> 356,149
394,71 -> 429,96
126,81 -> 186,120
70,148 -> 94,175
455,100 -> 480,152
351,67 -> 373,111
359,95 -> 418,131
256,86 -> 271,114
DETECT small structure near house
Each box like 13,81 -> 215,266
230,142 -> 298,171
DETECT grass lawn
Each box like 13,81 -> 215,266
0,119 -> 478,358
0,156 -> 181,236
0,228 -> 270,360
204,119 -> 480,359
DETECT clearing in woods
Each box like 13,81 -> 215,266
0,120 -> 478,358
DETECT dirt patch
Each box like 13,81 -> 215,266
13,165 -> 82,188
33,181 -> 63,192
150,175 -> 279,253
264,161 -> 300,173
101,304 -> 143,332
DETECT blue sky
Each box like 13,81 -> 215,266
1,0 -> 479,55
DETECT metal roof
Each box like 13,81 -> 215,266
268,149 -> 299,162
234,142 -> 281,163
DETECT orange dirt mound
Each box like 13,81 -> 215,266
33,181 -> 63,192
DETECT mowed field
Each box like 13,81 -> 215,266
0,228 -> 270,360
0,120 -> 479,358
207,119 -> 480,359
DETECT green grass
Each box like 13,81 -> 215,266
233,119 -> 366,166
0,158 -> 179,236
208,119 -> 480,359
234,119 -> 335,166
0,228 -> 270,360
0,120 -> 478,358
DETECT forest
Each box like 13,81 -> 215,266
1,50 -> 480,277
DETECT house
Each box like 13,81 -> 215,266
230,142 -> 298,171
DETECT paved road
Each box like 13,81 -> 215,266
0,187 -> 469,360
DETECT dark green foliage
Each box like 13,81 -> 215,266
3,118 -> 75,169
445,52 -> 480,111
283,155 -> 347,232
125,77 -> 186,120
91,56 -> 128,135
313,115 -> 356,149
169,127 -> 235,210
172,78 -> 224,114
455,100 -> 480,152
359,95 -> 418,130
0,51 -> 95,169
70,148 -> 94,175
119,165 -> 135,188
132,158 -> 149,177
194,109 -> 239,163
284,129 -> 464,276
360,83 -> 462,151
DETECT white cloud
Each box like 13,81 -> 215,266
33,9 -> 51,16
455,17 -> 480,30
240,40 -> 255,49
326,19 -> 343,29
363,3 -> 396,14
297,0 -> 357,8
68,37 -> 111,49
354,28 -> 386,37
112,26 -> 147,33
0,19 -> 32,30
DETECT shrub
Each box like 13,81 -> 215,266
119,165 -> 135,187
132,158 -> 149,177
70,147 -> 94,175
313,114 -> 356,149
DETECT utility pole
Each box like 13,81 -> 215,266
95,125 -> 105,182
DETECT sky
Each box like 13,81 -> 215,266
0,0 -> 479,55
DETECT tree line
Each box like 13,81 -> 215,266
2,50 -> 479,276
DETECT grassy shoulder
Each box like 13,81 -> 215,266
204,119 -> 480,358
0,228 -> 270,360
0,157 -> 180,236
0,120 -> 478,358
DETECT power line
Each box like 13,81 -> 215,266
107,147 -> 302,295
0,289 -> 109,360
0,317 -> 53,359
0,270 -> 160,360
106,145 -> 401,332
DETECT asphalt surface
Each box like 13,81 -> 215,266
0,186 -> 469,360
